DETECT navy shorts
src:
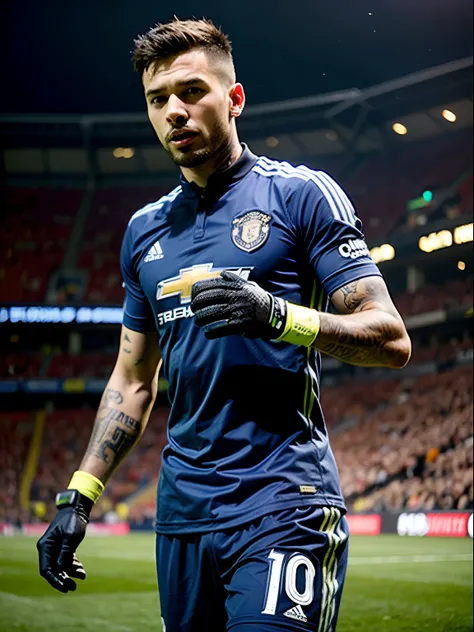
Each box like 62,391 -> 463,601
156,505 -> 349,631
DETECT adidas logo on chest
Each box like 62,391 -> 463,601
144,240 -> 164,262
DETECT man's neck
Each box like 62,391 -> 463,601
180,137 -> 243,189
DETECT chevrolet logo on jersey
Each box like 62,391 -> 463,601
156,264 -> 253,303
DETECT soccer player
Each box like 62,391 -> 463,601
37,17 -> 411,632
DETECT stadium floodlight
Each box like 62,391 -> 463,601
457,261 -> 466,271
418,230 -> 453,253
453,223 -> 473,244
442,109 -> 457,123
370,244 -> 395,264
392,122 -> 408,135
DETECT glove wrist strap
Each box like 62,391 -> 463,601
68,470 -> 104,504
276,302 -> 320,347
269,296 -> 287,336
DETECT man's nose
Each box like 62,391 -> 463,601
166,94 -> 189,127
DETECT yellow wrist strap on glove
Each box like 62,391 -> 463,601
277,302 -> 320,347
68,470 -> 104,503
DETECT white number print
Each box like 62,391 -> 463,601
261,549 -> 316,615
285,554 -> 316,606
261,550 -> 285,615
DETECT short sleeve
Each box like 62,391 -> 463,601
291,172 -> 382,297
120,224 -> 155,332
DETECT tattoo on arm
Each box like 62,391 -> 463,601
316,315 -> 400,366
121,332 -> 145,362
336,278 -> 389,314
340,282 -> 370,311
93,423 -> 138,465
104,388 -> 123,405
122,333 -> 132,354
314,277 -> 410,367
85,389 -> 142,468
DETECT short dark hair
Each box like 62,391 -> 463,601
133,17 -> 234,78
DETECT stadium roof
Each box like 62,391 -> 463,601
2,0 -> 473,115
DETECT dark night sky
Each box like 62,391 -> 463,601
1,0 -> 472,115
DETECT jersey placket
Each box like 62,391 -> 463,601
194,190 -> 208,241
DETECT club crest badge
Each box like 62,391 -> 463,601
231,211 -> 272,252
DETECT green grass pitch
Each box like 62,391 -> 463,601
0,534 -> 472,631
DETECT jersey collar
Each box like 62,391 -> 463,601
179,143 -> 258,200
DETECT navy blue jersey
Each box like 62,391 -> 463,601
120,145 -> 382,534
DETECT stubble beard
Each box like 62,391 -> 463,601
166,119 -> 231,169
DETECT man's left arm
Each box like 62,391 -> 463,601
314,275 -> 411,368
190,270 -> 411,369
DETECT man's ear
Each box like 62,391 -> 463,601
229,83 -> 245,118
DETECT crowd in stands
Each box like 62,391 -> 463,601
1,188 -> 83,303
0,411 -> 36,526
330,364 -> 473,513
347,132 -> 473,242
395,277 -> 473,318
78,186 -> 167,304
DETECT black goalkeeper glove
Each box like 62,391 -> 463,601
191,270 -> 287,340
36,489 -> 93,593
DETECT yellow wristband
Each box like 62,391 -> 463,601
68,470 -> 104,503
277,302 -> 320,347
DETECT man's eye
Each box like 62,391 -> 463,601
186,87 -> 202,95
151,96 -> 166,105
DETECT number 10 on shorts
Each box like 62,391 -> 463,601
262,549 -> 316,615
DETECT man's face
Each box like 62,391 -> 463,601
143,50 -> 234,169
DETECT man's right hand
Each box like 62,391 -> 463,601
36,489 -> 93,593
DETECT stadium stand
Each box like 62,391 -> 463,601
348,132 -> 473,242
78,186 -> 169,303
332,364 -> 473,512
0,412 -> 35,525
395,277 -> 473,317
1,188 -> 83,303
47,352 -> 116,378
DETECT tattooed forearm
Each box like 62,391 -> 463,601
93,425 -> 138,465
314,277 -> 411,368
96,407 -> 140,432
315,311 -> 410,368
82,389 -> 143,474
76,331 -> 160,483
